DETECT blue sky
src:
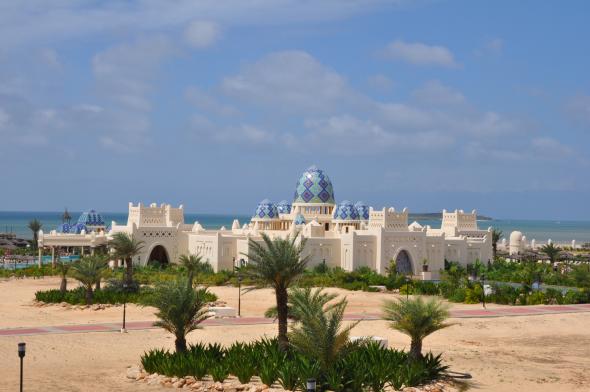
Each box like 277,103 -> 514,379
1,0 -> 589,220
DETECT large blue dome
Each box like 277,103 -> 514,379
355,201 -> 370,220
277,200 -> 292,214
333,200 -> 360,221
58,222 -> 88,234
293,165 -> 335,204
78,209 -> 105,227
253,199 -> 279,220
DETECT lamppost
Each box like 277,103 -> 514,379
480,273 -> 486,309
18,342 -> 25,392
121,282 -> 129,333
405,275 -> 412,300
306,378 -> 316,392
235,258 -> 245,317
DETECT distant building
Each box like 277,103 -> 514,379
39,166 -> 493,278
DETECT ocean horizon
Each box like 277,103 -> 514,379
1,210 -> 589,244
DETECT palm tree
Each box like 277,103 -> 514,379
92,254 -> 109,290
178,254 -> 210,287
55,254 -> 71,295
264,286 -> 338,320
382,297 -> 453,361
70,256 -> 108,305
110,232 -> 144,289
28,219 -> 42,250
288,288 -> 358,372
540,243 -> 561,265
140,279 -> 211,352
244,232 -> 309,351
492,228 -> 503,260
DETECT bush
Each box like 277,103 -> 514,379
140,338 -> 448,389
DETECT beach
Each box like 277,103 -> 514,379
0,277 -> 589,392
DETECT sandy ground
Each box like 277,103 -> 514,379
0,277 -> 589,392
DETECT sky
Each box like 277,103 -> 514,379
0,0 -> 589,220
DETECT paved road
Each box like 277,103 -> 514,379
2,303 -> 590,337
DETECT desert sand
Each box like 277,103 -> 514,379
0,276 -> 589,392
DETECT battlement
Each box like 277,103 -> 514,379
441,209 -> 478,236
368,207 -> 409,231
127,202 -> 184,227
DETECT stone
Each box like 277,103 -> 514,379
173,379 -> 186,388
126,366 -> 141,379
214,382 -> 224,391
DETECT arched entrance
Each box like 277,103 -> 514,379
148,245 -> 169,266
395,250 -> 413,275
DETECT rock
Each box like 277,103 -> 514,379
126,366 -> 141,380
256,385 -> 268,392
173,379 -> 186,388
135,372 -> 146,381
214,382 -> 224,391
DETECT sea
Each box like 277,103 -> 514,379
1,211 -> 590,244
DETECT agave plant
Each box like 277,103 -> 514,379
244,232 -> 309,351
140,278 -> 211,352
382,297 -> 453,360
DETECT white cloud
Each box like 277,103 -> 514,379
185,87 -> 239,117
531,137 -> 574,157
381,40 -> 459,68
38,48 -> 61,68
412,80 -> 465,106
189,114 -> 274,144
474,38 -> 503,57
0,1 -> 398,49
367,74 -> 394,91
564,94 -> 590,127
222,50 -> 357,112
184,20 -> 221,48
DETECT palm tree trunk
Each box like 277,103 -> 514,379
60,276 -> 67,294
409,339 -> 422,361
275,287 -> 289,351
125,257 -> 133,286
175,336 -> 187,353
86,286 -> 94,305
492,243 -> 497,260
188,271 -> 194,288
95,278 -> 101,291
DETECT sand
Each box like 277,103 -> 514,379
0,276 -> 589,391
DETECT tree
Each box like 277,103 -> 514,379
540,243 -> 562,265
288,288 -> 358,372
244,232 -> 309,351
178,254 -> 211,287
110,232 -> 144,289
264,286 -> 338,320
55,254 -> 71,294
382,297 -> 453,361
492,228 -> 503,260
70,256 -> 108,305
28,219 -> 42,250
140,279 -> 211,352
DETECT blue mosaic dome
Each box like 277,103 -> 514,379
293,165 -> 335,204
78,209 -> 105,226
58,223 -> 72,233
254,199 -> 279,220
333,200 -> 360,221
277,200 -> 292,214
355,201 -> 370,220
58,222 -> 88,234
294,214 -> 306,225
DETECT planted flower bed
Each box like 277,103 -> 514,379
139,339 -> 448,392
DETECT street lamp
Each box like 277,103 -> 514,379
18,342 -> 25,392
306,378 -> 316,392
121,282 -> 129,333
235,258 -> 245,317
480,273 -> 486,309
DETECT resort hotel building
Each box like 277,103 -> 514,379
38,166 -> 493,279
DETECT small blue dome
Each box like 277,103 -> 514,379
355,201 -> 370,220
74,223 -> 88,233
78,209 -> 105,227
254,199 -> 279,220
277,200 -> 292,214
58,223 -> 72,233
293,165 -> 335,204
333,200 -> 360,221
294,214 -> 306,225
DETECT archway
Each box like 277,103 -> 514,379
148,245 -> 169,267
395,250 -> 413,275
